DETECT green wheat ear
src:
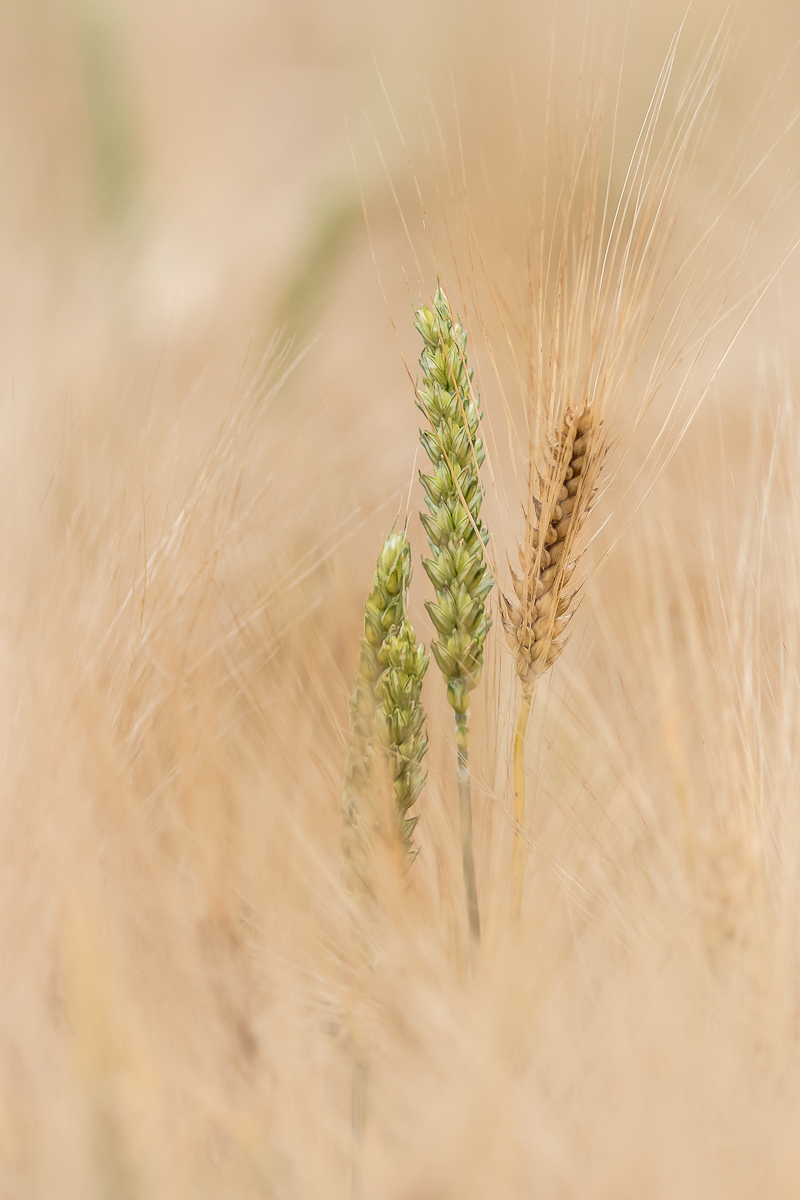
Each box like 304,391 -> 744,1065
342,532 -> 429,893
377,617 -> 429,857
415,287 -> 493,943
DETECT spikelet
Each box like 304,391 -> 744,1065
341,532 -> 429,893
500,406 -> 604,687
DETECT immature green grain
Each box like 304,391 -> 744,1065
376,617 -> 429,856
342,532 -> 428,894
415,288 -> 493,943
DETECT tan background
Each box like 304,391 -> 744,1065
1,0 -> 800,1195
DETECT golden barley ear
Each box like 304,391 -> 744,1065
501,406 -> 604,684
505,405 -> 607,917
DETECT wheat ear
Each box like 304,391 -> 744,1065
415,288 -> 493,944
501,406 -> 605,917
342,531 -> 429,892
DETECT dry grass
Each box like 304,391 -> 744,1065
2,1 -> 800,1196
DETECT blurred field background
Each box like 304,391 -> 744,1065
3,0 -> 800,1195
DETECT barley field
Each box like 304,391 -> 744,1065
3,0 -> 800,1196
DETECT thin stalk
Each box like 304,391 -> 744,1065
511,687 -> 533,919
350,1052 -> 368,1198
455,711 -> 480,944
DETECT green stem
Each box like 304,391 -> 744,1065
511,688 -> 533,920
455,710 -> 480,944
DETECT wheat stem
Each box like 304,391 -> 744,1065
455,710 -> 480,943
511,687 -> 533,920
